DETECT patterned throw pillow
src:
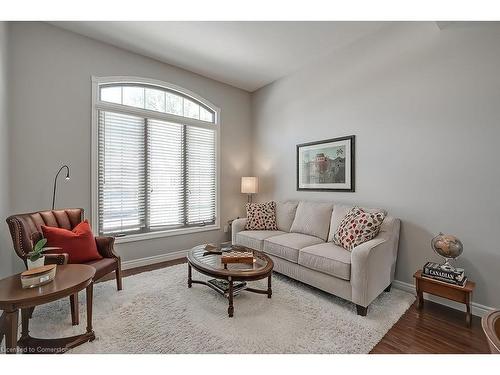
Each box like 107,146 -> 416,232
245,201 -> 278,230
333,207 -> 385,251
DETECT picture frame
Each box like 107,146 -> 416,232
296,135 -> 355,192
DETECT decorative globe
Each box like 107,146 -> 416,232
431,232 -> 463,269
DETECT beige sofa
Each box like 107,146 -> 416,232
232,201 -> 401,316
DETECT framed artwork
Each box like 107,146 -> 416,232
296,135 -> 355,192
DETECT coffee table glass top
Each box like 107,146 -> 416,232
188,245 -> 270,274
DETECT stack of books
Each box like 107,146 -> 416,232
422,261 -> 467,287
207,279 -> 247,297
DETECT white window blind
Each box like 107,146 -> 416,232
98,111 -> 146,234
147,119 -> 184,228
186,126 -> 216,225
95,81 -> 218,237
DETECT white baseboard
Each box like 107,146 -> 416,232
393,279 -> 494,317
121,249 -> 188,270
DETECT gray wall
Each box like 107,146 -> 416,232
6,22 -> 252,275
0,22 -> 13,278
252,22 -> 500,308
4,22 -> 500,309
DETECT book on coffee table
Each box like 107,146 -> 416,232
203,243 -> 235,256
206,279 -> 247,298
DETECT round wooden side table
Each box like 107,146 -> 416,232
0,264 -> 96,354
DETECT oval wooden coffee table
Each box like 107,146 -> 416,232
187,245 -> 274,317
0,264 -> 96,354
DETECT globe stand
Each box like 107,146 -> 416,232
440,258 -> 457,272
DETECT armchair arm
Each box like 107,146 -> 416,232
231,218 -> 248,245
44,253 -> 69,265
95,236 -> 119,259
350,217 -> 401,307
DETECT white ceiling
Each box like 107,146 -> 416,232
50,21 -> 389,92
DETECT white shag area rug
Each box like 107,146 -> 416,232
4,264 -> 414,354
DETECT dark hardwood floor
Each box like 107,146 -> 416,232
371,300 -> 489,353
102,258 -> 490,354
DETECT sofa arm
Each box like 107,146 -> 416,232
231,218 -> 248,245
44,253 -> 69,265
350,218 -> 401,307
95,236 -> 119,259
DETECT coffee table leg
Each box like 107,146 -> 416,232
228,277 -> 234,318
267,274 -> 272,299
86,283 -> 95,341
5,309 -> 18,354
188,264 -> 192,288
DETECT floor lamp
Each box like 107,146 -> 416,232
52,165 -> 71,210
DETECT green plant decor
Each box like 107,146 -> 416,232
29,238 -> 48,262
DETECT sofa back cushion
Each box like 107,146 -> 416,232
328,204 -> 388,242
289,201 -> 333,241
379,215 -> 396,234
275,201 -> 298,232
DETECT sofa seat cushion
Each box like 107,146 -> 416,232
263,233 -> 324,263
235,230 -> 286,251
298,243 -> 351,280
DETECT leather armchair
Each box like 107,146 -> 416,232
6,208 -> 122,325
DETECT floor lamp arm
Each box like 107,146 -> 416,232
52,165 -> 70,210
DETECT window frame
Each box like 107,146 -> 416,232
91,76 -> 221,243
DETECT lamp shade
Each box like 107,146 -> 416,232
241,177 -> 258,194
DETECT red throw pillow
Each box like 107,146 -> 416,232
41,220 -> 102,264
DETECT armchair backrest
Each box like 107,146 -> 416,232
6,208 -> 84,262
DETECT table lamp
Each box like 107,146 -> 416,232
241,177 -> 258,203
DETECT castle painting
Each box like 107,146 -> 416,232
297,136 -> 355,192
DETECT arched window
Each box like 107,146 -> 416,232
91,77 -> 219,240
99,83 -> 216,123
